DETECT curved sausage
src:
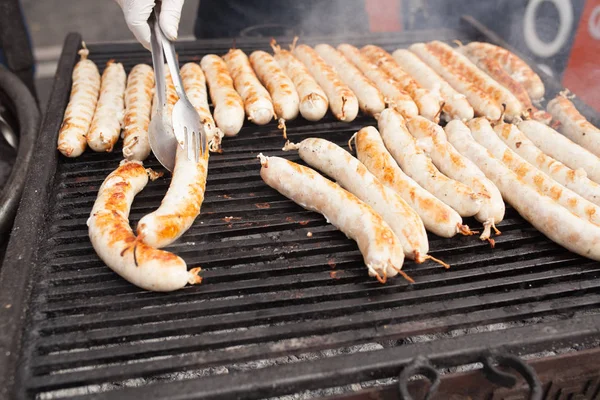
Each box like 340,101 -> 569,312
249,50 -> 300,122
446,120 -> 600,261
181,62 -> 223,148
200,54 -> 245,137
361,45 -> 442,122
462,42 -> 545,101
138,73 -> 210,249
378,108 -> 481,217
427,41 -> 523,119
547,94 -> 600,158
258,154 -> 409,283
408,116 -> 505,241
271,41 -> 328,122
223,49 -> 274,125
338,44 -> 418,118
518,120 -> 600,184
392,49 -> 474,122
409,42 -> 502,121
87,60 -> 126,152
57,46 -> 100,158
458,49 -> 551,123
314,44 -> 385,116
469,118 -> 600,226
122,64 -> 154,161
494,121 -> 600,206
354,126 -> 473,238
87,160 -> 202,291
293,44 -> 359,121
285,137 -> 441,266
137,142 -> 209,248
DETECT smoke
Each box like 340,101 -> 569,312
194,0 -> 372,39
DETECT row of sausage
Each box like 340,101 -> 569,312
59,39 -> 590,164
73,39 -> 600,291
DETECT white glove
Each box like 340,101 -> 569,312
115,0 -> 185,50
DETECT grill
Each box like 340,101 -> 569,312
1,16 -> 600,400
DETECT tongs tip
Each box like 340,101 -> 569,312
183,125 -> 207,163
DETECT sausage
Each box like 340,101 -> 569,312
461,42 -> 545,101
181,62 -> 223,148
138,73 -> 210,249
458,49 -> 551,123
271,41 -> 328,122
87,160 -> 202,291
122,64 -> 154,161
378,108 -> 481,217
57,46 -> 101,158
223,49 -> 274,125
518,120 -> 600,184
293,44 -> 359,121
427,41 -> 523,120
137,144 -> 209,248
408,116 -> 505,241
445,120 -> 600,261
409,42 -> 502,121
258,154 -> 409,283
469,118 -> 600,226
200,54 -> 245,136
87,60 -> 126,152
354,126 -> 473,238
314,44 -> 385,116
338,44 -> 418,118
249,50 -> 300,123
547,94 -> 600,158
392,49 -> 474,122
493,121 -> 600,206
284,137 -> 442,266
361,45 -> 442,122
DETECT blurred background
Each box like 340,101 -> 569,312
10,0 -> 597,112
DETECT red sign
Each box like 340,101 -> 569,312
563,0 -> 600,111
365,0 -> 403,32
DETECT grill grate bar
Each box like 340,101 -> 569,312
36,266 -> 600,352
42,214 -> 534,267
40,240 -> 561,295
30,313 -> 600,396
33,288 -> 600,375
36,241 -> 570,317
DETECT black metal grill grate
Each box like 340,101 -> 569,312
1,18 -> 599,400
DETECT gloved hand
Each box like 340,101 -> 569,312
115,0 -> 185,50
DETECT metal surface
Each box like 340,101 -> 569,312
397,352 -> 543,400
481,352 -> 543,399
159,13 -> 206,162
0,65 -> 40,244
398,356 -> 440,400
1,21 -> 600,400
0,112 -> 17,149
148,11 -> 178,172
0,0 -> 37,99
330,347 -> 600,400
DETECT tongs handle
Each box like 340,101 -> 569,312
152,3 -> 207,160
158,16 -> 187,102
149,11 -> 167,115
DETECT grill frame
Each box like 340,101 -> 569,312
1,16 -> 600,400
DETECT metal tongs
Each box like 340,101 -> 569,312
148,6 -> 207,171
